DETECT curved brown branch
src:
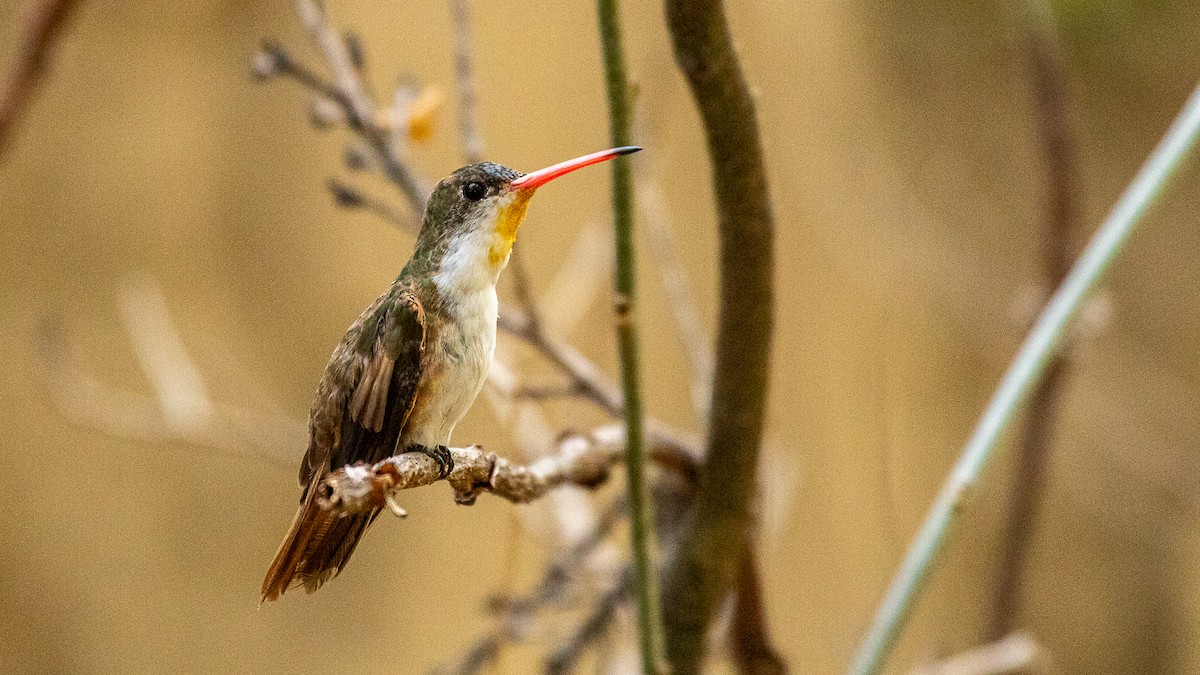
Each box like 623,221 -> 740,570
0,0 -> 81,160
660,0 -> 776,670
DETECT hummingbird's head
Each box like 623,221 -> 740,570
420,146 -> 641,294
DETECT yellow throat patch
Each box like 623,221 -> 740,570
489,189 -> 534,269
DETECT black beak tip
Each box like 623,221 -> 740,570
615,145 -> 643,156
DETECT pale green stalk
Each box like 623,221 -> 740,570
850,80 -> 1200,675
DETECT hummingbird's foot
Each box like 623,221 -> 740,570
408,444 -> 454,479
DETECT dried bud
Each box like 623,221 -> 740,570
344,143 -> 371,171
344,31 -> 366,70
310,97 -> 343,129
328,180 -> 364,209
251,41 -> 288,81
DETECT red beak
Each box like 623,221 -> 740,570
511,146 -> 642,191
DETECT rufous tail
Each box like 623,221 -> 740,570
260,477 -> 379,603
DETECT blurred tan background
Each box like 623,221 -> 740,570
3,0 -> 1200,672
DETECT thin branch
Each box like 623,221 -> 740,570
661,0 -> 777,670
498,307 -> 624,415
632,104 -> 712,416
327,179 -> 415,233
849,80 -> 1200,675
596,1 -> 664,669
38,277 -> 305,467
511,381 -> 586,402
0,0 -> 82,160
989,0 -> 1078,640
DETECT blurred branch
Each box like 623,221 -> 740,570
498,307 -> 624,414
0,0 -> 81,160
292,0 -> 427,208
632,104 -> 712,416
990,0 -> 1077,640
327,179 -> 415,233
39,276 -> 305,466
546,570 -> 630,674
849,81 -> 1200,675
320,423 -> 698,515
661,0 -> 777,670
907,633 -> 1048,675
448,0 -> 483,164
445,499 -> 629,675
637,176 -> 714,418
444,0 -> 543,349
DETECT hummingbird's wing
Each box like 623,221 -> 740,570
301,286 -> 427,489
262,285 -> 426,602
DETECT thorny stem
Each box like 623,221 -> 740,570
849,80 -> 1200,675
596,0 -> 665,671
990,0 -> 1078,639
662,0 -> 777,670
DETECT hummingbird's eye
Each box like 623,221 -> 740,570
462,181 -> 487,201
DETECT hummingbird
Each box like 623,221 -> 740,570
261,146 -> 641,602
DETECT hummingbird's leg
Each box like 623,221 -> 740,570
406,444 -> 455,479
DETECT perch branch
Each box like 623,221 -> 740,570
319,423 -> 698,515
0,0 -> 81,160
849,80 -> 1200,675
990,0 -> 1078,639
661,0 -> 777,670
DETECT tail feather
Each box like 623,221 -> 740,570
261,482 -> 380,603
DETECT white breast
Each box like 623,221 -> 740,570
402,228 -> 501,448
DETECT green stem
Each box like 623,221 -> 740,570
595,0 -> 665,672
849,80 -> 1200,675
